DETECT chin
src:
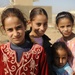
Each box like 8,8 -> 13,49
13,41 -> 23,45
64,35 -> 70,38
39,34 -> 43,37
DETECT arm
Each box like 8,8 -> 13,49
39,48 -> 49,75
0,46 -> 4,75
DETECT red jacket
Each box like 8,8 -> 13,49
0,43 -> 49,75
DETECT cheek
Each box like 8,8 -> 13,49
54,59 -> 58,63
45,27 -> 47,30
64,58 -> 68,62
69,28 -> 72,32
58,28 -> 63,33
6,32 -> 12,39
33,26 -> 38,30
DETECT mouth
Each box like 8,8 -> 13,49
39,31 -> 44,34
58,64 -> 64,67
13,37 -> 20,40
64,32 -> 69,34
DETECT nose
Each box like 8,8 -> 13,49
59,58 -> 63,64
13,30 -> 19,36
64,27 -> 68,31
40,25 -> 44,31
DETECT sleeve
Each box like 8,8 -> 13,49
39,47 -> 49,75
0,45 -> 4,75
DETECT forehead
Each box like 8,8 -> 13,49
57,18 -> 72,27
33,14 -> 48,22
4,16 -> 22,28
55,48 -> 68,56
58,18 -> 72,24
4,16 -> 21,24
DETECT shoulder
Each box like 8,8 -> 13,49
0,42 -> 10,50
69,37 -> 75,43
42,34 -> 51,41
32,44 -> 45,53
56,37 -> 63,42
67,37 -> 75,49
0,43 -> 10,57
32,44 -> 44,50
42,34 -> 52,45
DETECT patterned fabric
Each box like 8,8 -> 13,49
53,63 -> 73,75
57,37 -> 75,71
0,43 -> 49,75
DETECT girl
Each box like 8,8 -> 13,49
25,7 -> 54,75
0,7 -> 49,75
55,11 -> 75,72
52,42 -> 73,75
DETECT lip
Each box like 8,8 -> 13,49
58,64 -> 64,67
58,66 -> 63,68
64,33 -> 69,35
39,32 -> 44,34
13,37 -> 20,40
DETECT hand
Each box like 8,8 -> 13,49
73,72 -> 75,75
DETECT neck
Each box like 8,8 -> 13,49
63,32 -> 75,42
29,31 -> 39,38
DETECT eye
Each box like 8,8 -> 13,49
7,28 -> 13,32
44,23 -> 48,27
67,25 -> 72,27
62,57 -> 66,59
16,25 -> 22,30
60,26 -> 65,28
36,23 -> 41,26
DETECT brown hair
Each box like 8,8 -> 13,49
1,8 -> 27,29
56,11 -> 74,25
30,7 -> 48,21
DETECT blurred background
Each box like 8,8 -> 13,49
0,0 -> 75,43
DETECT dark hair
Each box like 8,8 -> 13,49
52,41 -> 71,57
1,8 -> 27,29
56,11 -> 74,25
30,7 -> 48,21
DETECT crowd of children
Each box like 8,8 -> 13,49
0,7 -> 49,75
56,11 -> 75,74
0,7 -> 75,75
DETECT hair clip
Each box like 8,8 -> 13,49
56,15 -> 66,20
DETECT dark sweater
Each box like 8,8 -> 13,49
25,30 -> 56,75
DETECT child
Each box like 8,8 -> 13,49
25,7 -> 54,75
0,7 -> 49,75
52,41 -> 73,75
55,11 -> 75,72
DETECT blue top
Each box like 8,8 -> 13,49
10,40 -> 33,62
53,63 -> 73,75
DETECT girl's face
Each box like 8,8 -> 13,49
54,48 -> 68,68
57,18 -> 73,38
30,14 -> 48,37
4,16 -> 26,45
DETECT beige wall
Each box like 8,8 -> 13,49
14,0 -> 33,5
9,5 -> 52,23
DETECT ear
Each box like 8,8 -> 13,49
27,20 -> 31,25
0,25 -> 5,31
27,20 -> 32,28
